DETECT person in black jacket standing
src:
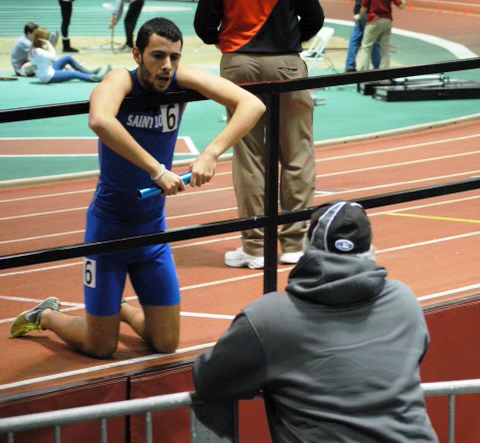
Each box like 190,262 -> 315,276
194,0 -> 324,270
193,200 -> 439,443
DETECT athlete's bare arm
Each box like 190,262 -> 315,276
88,68 -> 186,195
177,65 -> 265,186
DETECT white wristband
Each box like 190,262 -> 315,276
151,164 -> 166,181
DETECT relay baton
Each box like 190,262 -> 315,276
137,171 -> 192,200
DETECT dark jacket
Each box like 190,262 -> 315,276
354,0 -> 362,14
194,0 -> 324,54
193,250 -> 438,443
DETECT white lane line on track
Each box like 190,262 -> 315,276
369,194 -> 480,215
0,309 -> 82,324
0,262 -> 82,277
316,151 -> 480,178
0,292 -> 234,324
0,205 -> 238,222
0,342 -> 216,393
0,189 -> 94,204
1,162 -> 479,223
0,174 -> 234,205
418,284 -> 480,302
0,185 -> 235,207
316,133 -> 480,163
0,227 -> 241,246
1,133 -> 478,203
0,230 -> 85,246
378,230 -> 480,252
313,169 -> 480,198
0,207 -> 87,221
0,295 -> 82,307
1,183 -> 480,246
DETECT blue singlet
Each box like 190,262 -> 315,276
83,69 -> 184,316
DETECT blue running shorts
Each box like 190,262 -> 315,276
83,207 -> 180,316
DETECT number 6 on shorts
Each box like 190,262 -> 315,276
83,258 -> 97,288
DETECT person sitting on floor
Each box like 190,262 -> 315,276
11,22 -> 59,77
28,28 -> 111,84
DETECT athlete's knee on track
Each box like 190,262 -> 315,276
84,316 -> 120,359
84,338 -> 118,359
149,332 -> 179,355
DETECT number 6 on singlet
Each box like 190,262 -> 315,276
160,103 -> 179,132
83,258 -> 96,288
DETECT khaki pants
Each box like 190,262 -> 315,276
358,17 -> 393,70
220,53 -> 316,256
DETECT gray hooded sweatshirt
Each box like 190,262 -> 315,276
193,250 -> 439,443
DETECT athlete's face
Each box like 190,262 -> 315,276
133,34 -> 182,93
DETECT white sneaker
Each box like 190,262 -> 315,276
225,247 -> 264,269
279,251 -> 303,264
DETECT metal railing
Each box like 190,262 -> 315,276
0,379 -> 479,443
1,58 -> 480,295
422,378 -> 480,443
1,58 -> 479,443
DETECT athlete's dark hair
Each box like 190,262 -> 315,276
135,17 -> 183,52
24,22 -> 39,35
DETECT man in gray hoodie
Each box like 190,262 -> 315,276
193,200 -> 438,443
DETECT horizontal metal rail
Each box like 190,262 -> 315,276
1,177 -> 479,271
0,380 -> 479,442
0,391 -> 193,433
1,58 -> 479,123
422,378 -> 480,396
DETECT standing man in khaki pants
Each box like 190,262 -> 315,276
194,0 -> 325,269
357,0 -> 406,70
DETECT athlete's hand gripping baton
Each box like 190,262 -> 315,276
137,171 -> 192,200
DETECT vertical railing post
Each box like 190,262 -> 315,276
145,411 -> 153,443
54,425 -> 61,443
190,400 -> 238,443
263,90 -> 281,294
100,418 -> 107,443
448,394 -> 455,443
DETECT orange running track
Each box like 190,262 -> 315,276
0,118 -> 479,399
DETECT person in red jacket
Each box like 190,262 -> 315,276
357,0 -> 406,70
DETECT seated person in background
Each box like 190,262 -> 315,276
10,22 -> 58,77
29,28 -> 111,84
11,22 -> 59,77
11,22 -> 39,77
193,200 -> 439,443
